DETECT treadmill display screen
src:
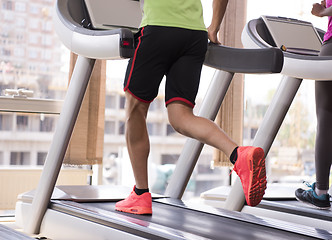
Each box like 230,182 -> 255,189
261,16 -> 322,54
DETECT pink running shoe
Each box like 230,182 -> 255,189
115,187 -> 152,215
233,146 -> 267,206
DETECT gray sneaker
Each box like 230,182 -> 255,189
295,182 -> 331,210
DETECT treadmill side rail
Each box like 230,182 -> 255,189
204,44 -> 283,74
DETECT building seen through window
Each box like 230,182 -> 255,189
0,0 -> 68,170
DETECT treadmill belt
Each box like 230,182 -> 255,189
258,199 -> 332,222
50,199 -> 329,240
0,224 -> 34,240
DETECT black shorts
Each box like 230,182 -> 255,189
123,26 -> 208,108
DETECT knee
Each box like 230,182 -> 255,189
167,103 -> 193,135
168,115 -> 187,135
125,94 -> 149,121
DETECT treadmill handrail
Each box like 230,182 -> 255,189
54,0 -> 135,59
204,43 -> 284,74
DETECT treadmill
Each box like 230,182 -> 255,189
14,2 -> 332,239
201,16 -> 332,232
0,224 -> 34,240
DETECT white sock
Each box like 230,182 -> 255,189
315,187 -> 328,196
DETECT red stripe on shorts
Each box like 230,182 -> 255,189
124,27 -> 145,91
166,97 -> 195,108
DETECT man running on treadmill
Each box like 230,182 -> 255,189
115,0 -> 267,215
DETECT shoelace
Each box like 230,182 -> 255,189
303,181 -> 314,190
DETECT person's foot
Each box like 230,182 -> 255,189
115,187 -> 152,214
295,182 -> 331,210
233,146 -> 267,206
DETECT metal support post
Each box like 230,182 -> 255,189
25,56 -> 96,234
224,76 -> 303,211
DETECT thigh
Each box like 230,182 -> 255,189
316,38 -> 332,111
165,30 -> 208,108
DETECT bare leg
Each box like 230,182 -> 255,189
115,92 -> 153,214
167,101 -> 237,158
125,92 -> 150,189
168,102 -> 267,207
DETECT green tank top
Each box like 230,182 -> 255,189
140,0 -> 207,31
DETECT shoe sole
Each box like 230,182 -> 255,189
247,147 -> 267,206
115,206 -> 152,215
295,196 -> 331,210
